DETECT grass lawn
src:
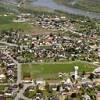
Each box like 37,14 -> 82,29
0,85 -> 8,91
0,15 -> 15,24
0,23 -> 31,31
6,97 -> 13,100
21,61 -> 96,80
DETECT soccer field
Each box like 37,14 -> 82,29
21,61 -> 96,80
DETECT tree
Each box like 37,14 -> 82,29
57,85 -> 60,91
0,62 -> 5,68
82,71 -> 86,76
45,82 -> 50,92
88,73 -> 94,80
19,83 -> 24,89
71,93 -> 77,98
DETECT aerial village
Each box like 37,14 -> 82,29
0,11 -> 99,100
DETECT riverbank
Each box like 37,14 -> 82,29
54,0 -> 100,13
31,0 -> 100,19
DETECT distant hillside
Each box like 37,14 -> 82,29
54,0 -> 100,13
0,0 -> 19,13
0,0 -> 18,2
0,0 -> 17,3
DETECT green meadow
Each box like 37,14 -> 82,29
21,61 -> 96,79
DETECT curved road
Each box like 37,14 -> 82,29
15,84 -> 33,100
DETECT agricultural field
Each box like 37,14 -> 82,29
0,15 -> 50,34
54,0 -> 100,13
22,61 -> 96,80
0,15 -> 31,31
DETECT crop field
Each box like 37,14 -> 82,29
0,15 -> 50,34
21,61 -> 96,80
0,15 -> 31,31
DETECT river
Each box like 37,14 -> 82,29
31,0 -> 100,19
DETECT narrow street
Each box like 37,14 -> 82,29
4,52 -> 21,84
15,83 -> 33,100
4,52 -> 33,100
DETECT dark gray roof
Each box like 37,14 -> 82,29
0,96 -> 6,100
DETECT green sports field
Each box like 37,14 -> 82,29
21,61 -> 96,80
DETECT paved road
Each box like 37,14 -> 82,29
0,41 -> 28,48
3,52 -> 25,100
15,83 -> 33,100
0,41 -> 18,47
22,60 -> 100,67
4,52 -> 21,84
3,52 -> 33,100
